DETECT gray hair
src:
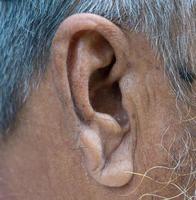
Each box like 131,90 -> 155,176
0,0 -> 195,135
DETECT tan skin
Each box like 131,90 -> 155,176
0,14 -> 195,200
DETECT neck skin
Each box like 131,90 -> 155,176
0,69 -> 82,199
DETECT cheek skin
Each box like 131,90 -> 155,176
120,63 -> 193,197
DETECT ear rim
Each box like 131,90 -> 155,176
52,13 -> 129,78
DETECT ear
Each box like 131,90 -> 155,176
51,14 -> 134,187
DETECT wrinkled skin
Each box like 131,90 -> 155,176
0,14 -> 195,200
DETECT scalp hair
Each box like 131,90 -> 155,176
0,0 -> 195,134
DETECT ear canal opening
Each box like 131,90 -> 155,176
89,56 -> 116,88
89,61 -> 129,130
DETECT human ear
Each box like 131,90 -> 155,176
51,14 -> 134,187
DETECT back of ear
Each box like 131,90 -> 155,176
51,14 -> 134,187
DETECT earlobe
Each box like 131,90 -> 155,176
52,14 -> 134,187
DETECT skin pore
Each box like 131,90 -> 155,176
0,14 -> 195,200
